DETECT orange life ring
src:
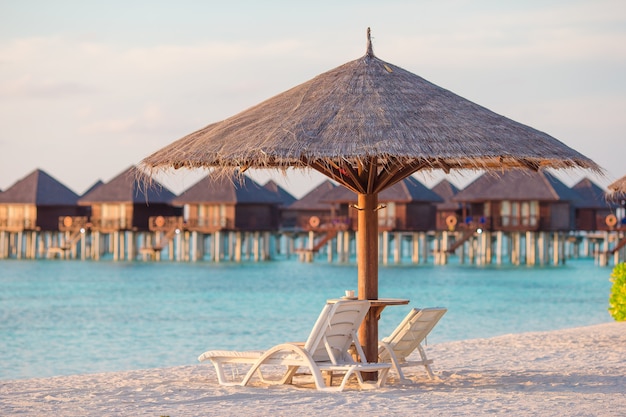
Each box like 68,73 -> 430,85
155,216 -> 166,227
445,215 -> 457,228
606,214 -> 617,227
63,216 -> 73,228
309,216 -> 320,228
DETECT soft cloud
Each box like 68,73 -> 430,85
0,74 -> 95,99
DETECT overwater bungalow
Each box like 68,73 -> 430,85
176,174 -> 281,233
172,174 -> 282,261
320,176 -> 443,232
263,180 -> 297,229
300,177 -> 442,264
431,179 -> 462,231
449,169 -> 584,266
0,169 -> 84,259
78,166 -> 180,260
453,170 -> 581,232
571,178 -> 620,231
281,180 -> 337,231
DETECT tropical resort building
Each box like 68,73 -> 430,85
297,177 -> 443,264
77,166 -> 181,261
0,169 -> 85,259
448,170 -> 589,265
431,179 -> 462,231
0,166 -> 623,265
168,174 -> 283,262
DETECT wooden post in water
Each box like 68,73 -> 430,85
433,239 -> 440,265
552,232 -> 560,266
16,231 -> 23,259
411,233 -> 419,264
393,232 -> 401,264
234,232 -> 242,262
441,231 -> 448,265
214,231 -> 222,262
420,232 -> 429,264
263,232 -> 271,260
495,231 -> 503,265
0,231 -> 5,259
251,232 -> 257,261
80,231 -> 86,260
458,233 -> 466,265
526,232 -> 535,266
382,231 -> 389,265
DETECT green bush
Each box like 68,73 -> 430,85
609,262 -> 626,321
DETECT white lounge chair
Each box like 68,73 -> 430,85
198,299 -> 391,391
378,307 -> 447,382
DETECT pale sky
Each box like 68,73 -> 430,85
1,0 -> 625,198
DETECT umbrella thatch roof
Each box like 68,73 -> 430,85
140,29 -> 600,189
0,169 -> 78,205
608,175 -> 626,194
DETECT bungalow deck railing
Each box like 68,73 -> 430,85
457,215 -> 542,232
0,218 -> 38,231
299,215 -> 352,231
183,217 -> 233,232
89,218 -> 132,231
148,216 -> 184,232
58,216 -> 89,232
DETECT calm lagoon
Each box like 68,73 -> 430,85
0,258 -> 614,380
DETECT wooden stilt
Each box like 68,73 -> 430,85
411,233 -> 419,264
235,232 -> 242,262
393,232 -> 401,264
382,231 -> 389,265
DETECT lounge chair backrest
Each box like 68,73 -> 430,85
379,307 -> 447,362
304,300 -> 370,364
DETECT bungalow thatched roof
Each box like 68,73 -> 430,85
79,166 -> 176,205
321,176 -> 443,204
431,179 -> 461,211
81,180 -> 104,197
140,29 -> 600,186
174,174 -> 281,205
453,170 -> 581,203
572,178 -> 619,209
287,180 -> 336,210
0,169 -> 78,205
263,180 -> 297,207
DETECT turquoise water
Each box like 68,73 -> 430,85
0,258 -> 614,380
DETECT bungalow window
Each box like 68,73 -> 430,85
501,201 -> 510,226
529,201 -> 539,226
521,202 -> 530,226
500,200 -> 539,227
378,202 -> 395,228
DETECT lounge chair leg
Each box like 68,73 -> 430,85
324,371 -> 333,387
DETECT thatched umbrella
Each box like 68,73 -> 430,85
609,175 -> 626,194
140,28 -> 600,370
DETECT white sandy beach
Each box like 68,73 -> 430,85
2,322 -> 625,416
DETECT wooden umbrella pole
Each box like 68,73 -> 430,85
357,192 -> 379,379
